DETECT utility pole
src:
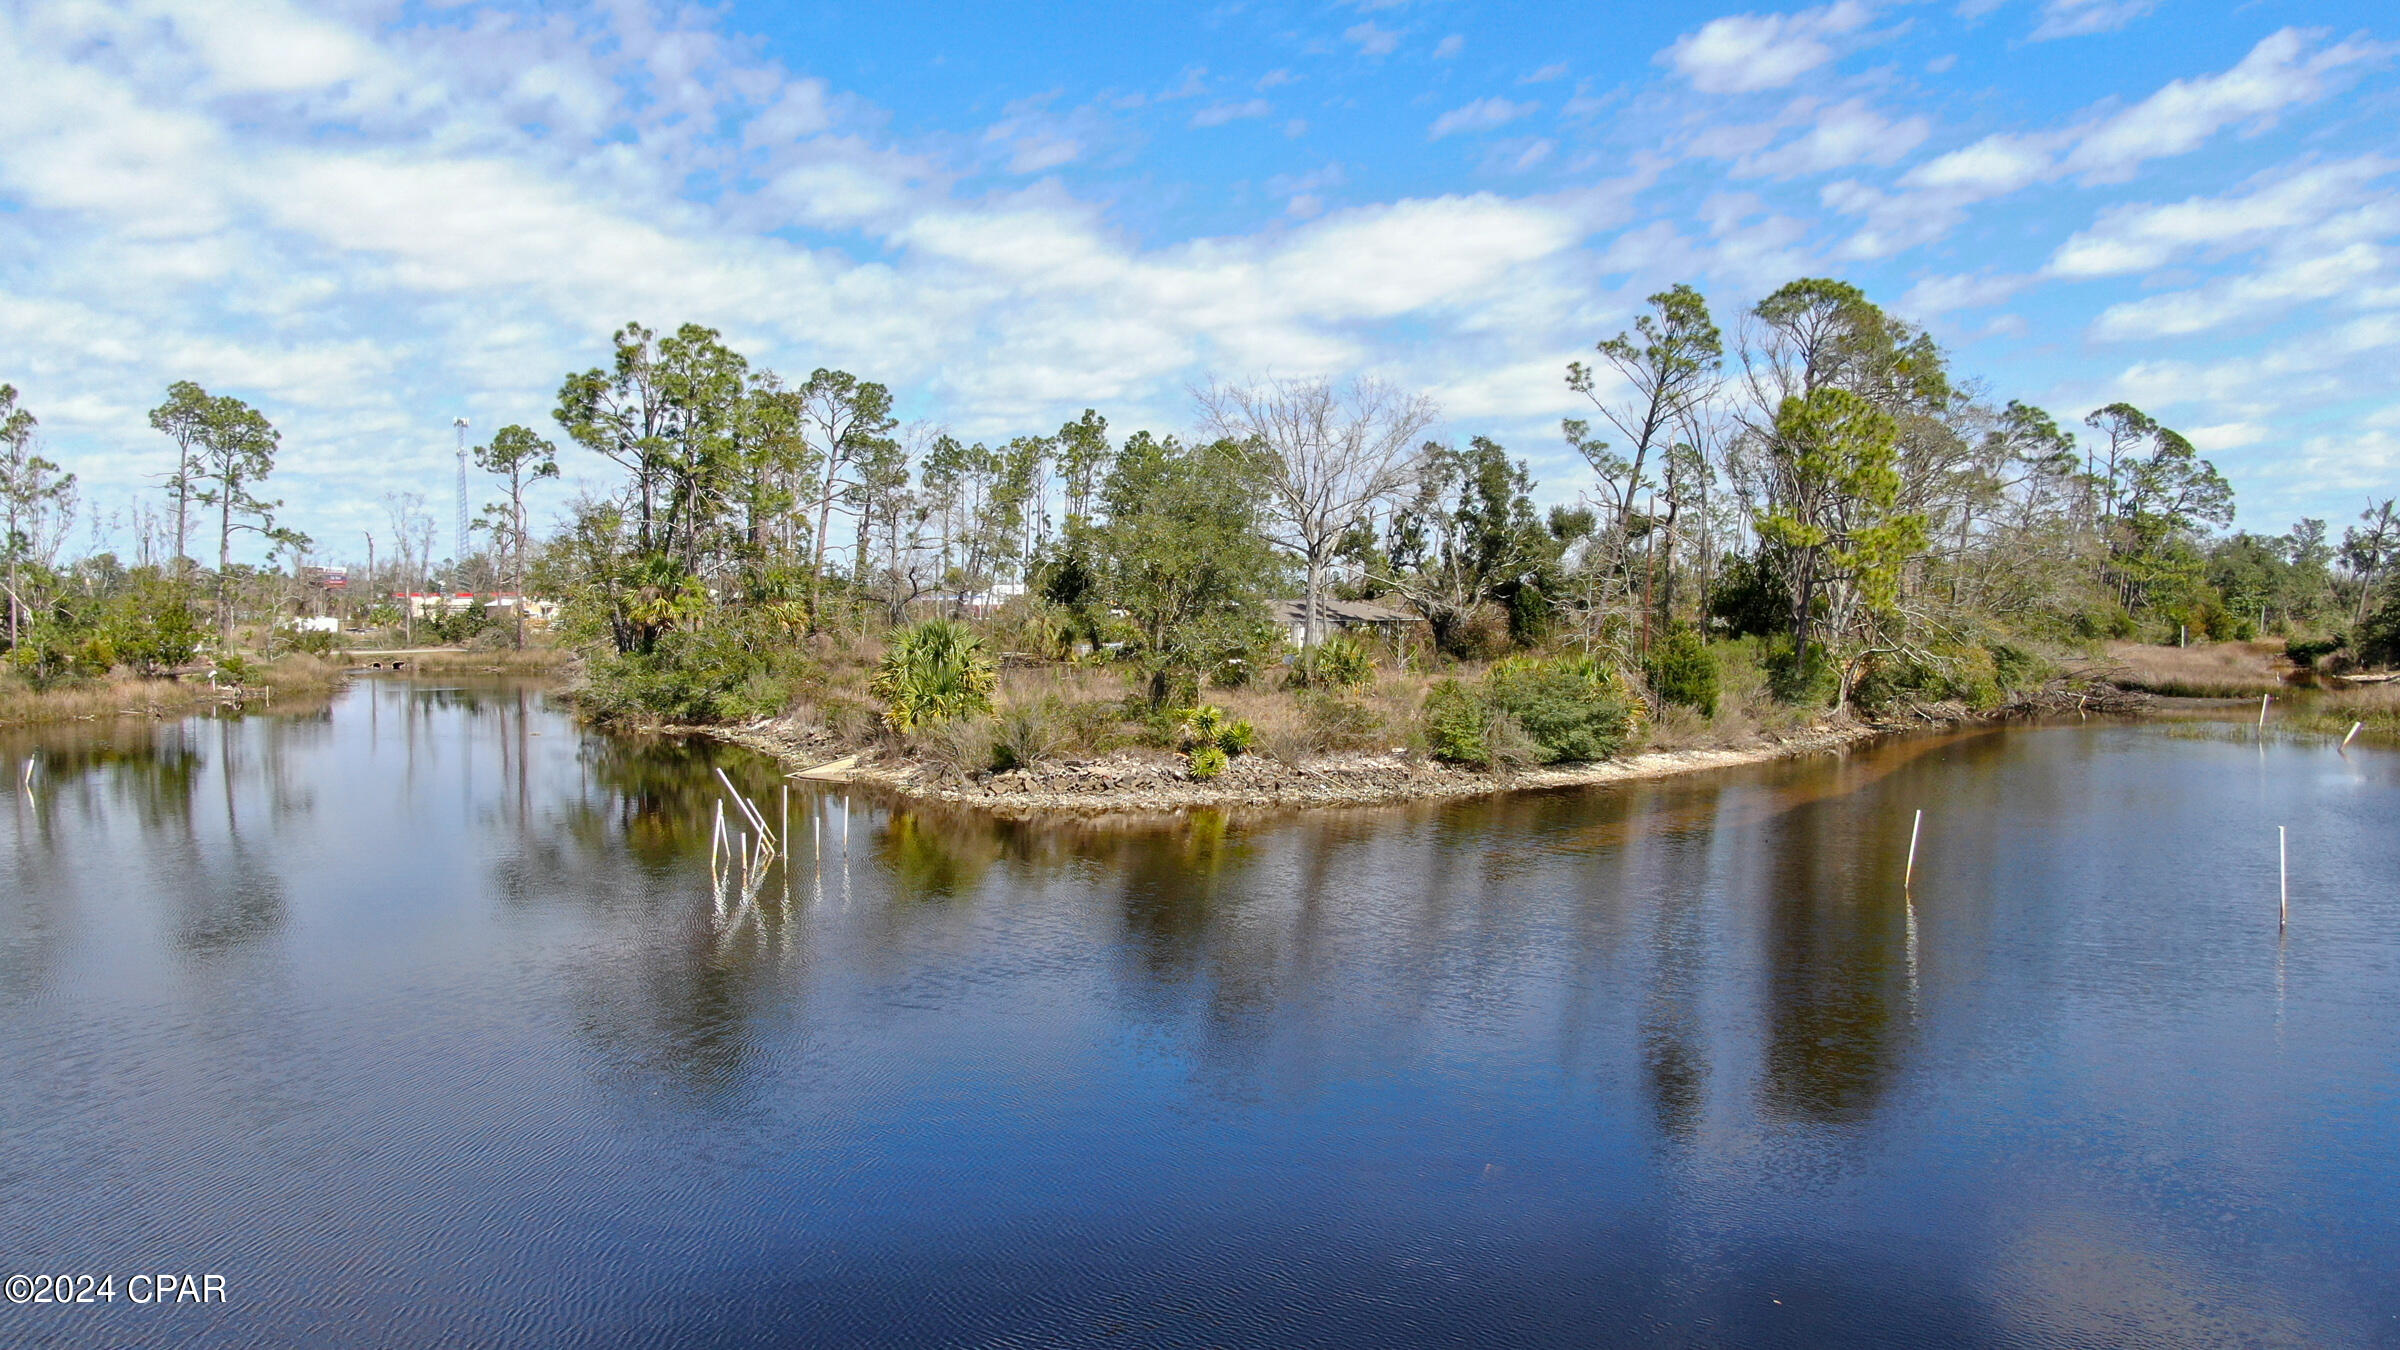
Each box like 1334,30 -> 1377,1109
454,417 -> 470,570
364,530 -> 375,630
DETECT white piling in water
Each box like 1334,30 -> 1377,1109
18,756 -> 32,796
2342,721 -> 2362,749
2278,826 -> 2288,932
709,800 -> 725,872
1904,809 -> 1923,892
2258,693 -> 2271,733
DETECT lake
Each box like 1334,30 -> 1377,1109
3,677 -> 2395,1348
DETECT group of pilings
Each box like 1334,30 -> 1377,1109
706,765 -> 852,933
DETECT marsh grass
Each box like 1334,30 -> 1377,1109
2099,640 -> 2292,697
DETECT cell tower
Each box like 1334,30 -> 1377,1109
453,417 -> 470,564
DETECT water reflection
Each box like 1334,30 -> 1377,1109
4,685 -> 2398,1348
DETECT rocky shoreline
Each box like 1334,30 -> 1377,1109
694,679 -> 2148,820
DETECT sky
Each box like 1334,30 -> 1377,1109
0,0 -> 2394,564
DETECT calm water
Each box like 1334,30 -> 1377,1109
2,679 -> 2396,1348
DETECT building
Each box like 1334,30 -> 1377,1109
1266,597 -> 1425,648
396,592 -> 562,625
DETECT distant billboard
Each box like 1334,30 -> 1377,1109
316,568 -> 349,589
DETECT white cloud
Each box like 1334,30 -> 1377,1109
2089,243 -> 2388,340
2062,28 -> 2391,183
2046,157 -> 2397,277
1901,271 -> 2032,314
1344,22 -> 1400,57
2030,0 -> 2154,41
1434,35 -> 1465,60
1900,132 -> 2056,196
1737,98 -> 1931,177
1660,2 -> 1873,95
1521,63 -> 1568,84
1429,97 -> 1538,140
1192,99 -> 1271,128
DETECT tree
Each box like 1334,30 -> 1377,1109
2084,404 -> 2232,611
474,425 -> 560,649
794,368 -> 897,614
148,381 -> 212,571
1,385 -> 77,650
1197,376 -> 1436,657
1383,437 -> 1557,653
1092,432 -> 1281,704
1754,387 -> 1927,693
1054,408 -> 1112,530
189,391 -> 302,643
1566,282 -> 1723,546
2342,500 -> 2399,625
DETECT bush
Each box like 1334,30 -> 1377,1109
991,701 -> 1070,772
1179,704 -> 1255,774
918,716 -> 998,780
1421,656 -> 1631,768
1421,680 -> 1543,771
1707,553 -> 1789,639
1435,602 -> 1514,661
1423,679 -> 1490,765
871,619 -> 998,730
1765,640 -> 1837,706
275,627 -> 340,658
579,611 -> 814,726
1290,634 -> 1374,690
1644,627 -> 1718,717
1484,654 -> 1635,763
2285,634 -> 2344,666
1297,691 -> 1383,751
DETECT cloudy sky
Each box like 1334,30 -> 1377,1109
1,0 -> 2393,562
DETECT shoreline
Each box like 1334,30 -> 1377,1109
698,683 -> 2150,820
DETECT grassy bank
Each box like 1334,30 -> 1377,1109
2087,639 -> 2296,697
0,654 -> 346,729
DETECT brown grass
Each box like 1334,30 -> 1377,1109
2091,639 -> 2292,697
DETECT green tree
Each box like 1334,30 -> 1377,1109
1093,432 -> 1281,704
1566,282 -> 1723,546
1384,436 -> 1558,653
188,390 -> 302,644
147,380 -> 212,570
1755,387 -> 1928,695
2,384 -> 76,651
795,368 -> 897,614
473,424 -> 560,649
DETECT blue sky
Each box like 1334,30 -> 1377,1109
1,0 -> 2394,562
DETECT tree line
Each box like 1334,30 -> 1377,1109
5,274 -> 2400,715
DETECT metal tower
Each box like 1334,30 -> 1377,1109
453,417 -> 470,564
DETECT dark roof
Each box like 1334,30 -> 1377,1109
1267,598 -> 1424,626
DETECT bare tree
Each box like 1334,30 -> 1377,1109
1196,376 -> 1436,654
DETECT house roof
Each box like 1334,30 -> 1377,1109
1267,597 -> 1424,626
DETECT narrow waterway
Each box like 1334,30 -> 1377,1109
2,678 -> 2395,1347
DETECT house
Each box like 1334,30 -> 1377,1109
1266,597 -> 1425,648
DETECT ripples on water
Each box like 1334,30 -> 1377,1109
2,678 -> 2396,1348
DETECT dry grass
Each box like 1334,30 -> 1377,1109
2094,639 -> 2291,697
394,647 -> 576,674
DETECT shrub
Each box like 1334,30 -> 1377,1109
1179,704 -> 1255,774
579,611 -> 813,726
918,716 -> 998,780
275,627 -> 340,658
991,701 -> 1071,772
1421,680 -> 1547,771
1644,627 -> 1718,717
2284,634 -> 2344,665
871,619 -> 998,730
1423,679 -> 1490,765
1484,654 -> 1634,763
1291,634 -> 1374,690
1436,603 -> 1514,661
1765,640 -> 1837,706
1296,691 -> 1383,751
